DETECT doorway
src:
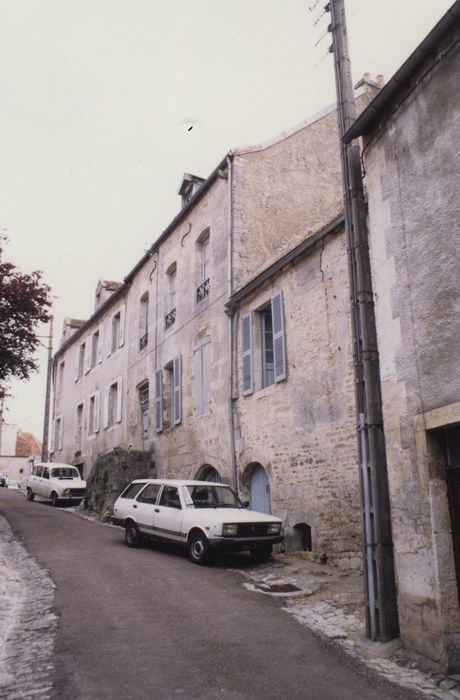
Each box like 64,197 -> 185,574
250,464 -> 271,514
443,427 -> 460,605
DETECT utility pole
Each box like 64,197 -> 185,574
41,316 -> 54,462
328,0 -> 399,641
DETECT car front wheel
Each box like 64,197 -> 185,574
188,531 -> 211,565
26,489 -> 35,501
125,522 -> 142,548
50,492 -> 59,507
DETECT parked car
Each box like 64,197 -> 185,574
0,471 -> 8,488
26,462 -> 86,506
112,478 -> 284,564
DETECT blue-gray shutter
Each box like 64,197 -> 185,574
241,312 -> 253,395
173,355 -> 182,425
155,369 -> 163,432
272,291 -> 287,382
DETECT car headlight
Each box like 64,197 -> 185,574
64,488 -> 71,495
222,523 -> 238,537
267,523 -> 281,535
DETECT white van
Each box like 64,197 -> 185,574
26,462 -> 86,507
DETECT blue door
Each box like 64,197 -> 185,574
250,464 -> 271,514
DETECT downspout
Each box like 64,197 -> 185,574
226,154 -> 238,492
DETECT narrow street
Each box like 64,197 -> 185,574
1,489 -> 417,700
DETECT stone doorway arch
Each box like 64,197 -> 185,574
195,464 -> 222,483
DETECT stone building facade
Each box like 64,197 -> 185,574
52,103 -> 364,567
345,1 -> 460,671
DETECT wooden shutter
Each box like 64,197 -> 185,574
84,342 -> 91,374
241,312 -> 253,395
194,348 -> 203,415
202,341 -> 211,412
103,387 -> 109,428
94,391 -> 100,432
116,378 -> 123,423
173,355 -> 182,425
58,417 -> 64,450
119,306 -> 126,348
106,320 -> 112,357
75,347 -> 80,381
272,291 -> 287,382
155,369 -> 163,432
97,325 -> 104,364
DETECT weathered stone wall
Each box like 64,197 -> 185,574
82,447 -> 156,521
232,107 -> 342,292
234,228 -> 362,569
363,39 -> 460,669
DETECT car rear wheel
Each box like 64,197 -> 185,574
125,522 -> 142,548
26,488 -> 35,501
250,545 -> 273,563
188,531 -> 211,565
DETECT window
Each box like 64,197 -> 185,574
155,357 -> 181,431
139,293 -> 149,350
194,337 -> 211,415
104,378 -> 123,428
120,482 -> 146,500
241,291 -> 286,395
139,382 -> 150,449
58,361 -> 65,394
53,416 -> 63,452
159,485 -> 181,509
108,307 -> 125,356
75,403 -> 83,449
165,265 -> 177,329
137,483 -> 161,504
197,232 -> 210,302
89,391 -> 100,434
261,306 -> 274,388
91,331 -> 99,368
76,343 -> 85,380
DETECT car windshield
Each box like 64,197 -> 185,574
184,484 -> 243,509
50,468 -> 80,479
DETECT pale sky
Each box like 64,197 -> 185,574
1,0 -> 453,441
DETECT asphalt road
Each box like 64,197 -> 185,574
1,489 -> 414,700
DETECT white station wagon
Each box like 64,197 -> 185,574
112,479 -> 284,564
26,462 -> 87,506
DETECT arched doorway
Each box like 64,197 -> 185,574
196,464 -> 222,483
250,463 -> 271,514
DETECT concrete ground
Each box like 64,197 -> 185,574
240,552 -> 460,700
1,493 -> 460,699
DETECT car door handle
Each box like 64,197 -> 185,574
133,504 -> 137,509
154,508 -> 160,513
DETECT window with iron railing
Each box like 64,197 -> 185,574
196,278 -> 210,302
139,332 -> 148,350
165,308 -> 176,329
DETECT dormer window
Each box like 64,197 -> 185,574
178,173 -> 205,209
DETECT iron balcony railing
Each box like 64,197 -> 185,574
165,308 -> 176,329
196,278 -> 210,302
139,332 -> 148,350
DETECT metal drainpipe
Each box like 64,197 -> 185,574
226,154 -> 238,492
329,0 -> 399,642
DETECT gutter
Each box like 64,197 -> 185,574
343,0 -> 460,143
226,214 -> 344,311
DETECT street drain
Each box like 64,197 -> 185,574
255,582 -> 303,594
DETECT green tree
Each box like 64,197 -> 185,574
0,255 -> 52,399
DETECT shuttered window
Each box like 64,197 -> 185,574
155,369 -> 163,432
241,313 -> 253,395
271,291 -> 286,382
173,355 -> 182,425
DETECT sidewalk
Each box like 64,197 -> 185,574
238,552 -> 460,700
